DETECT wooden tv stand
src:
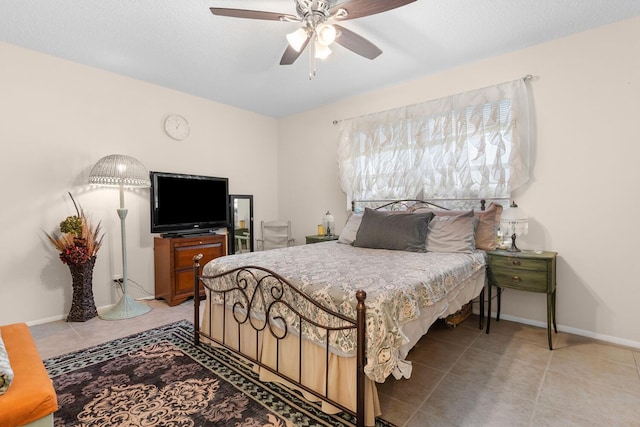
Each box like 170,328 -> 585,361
154,234 -> 227,306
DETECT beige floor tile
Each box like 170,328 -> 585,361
424,319 -> 483,347
485,317 -> 552,348
420,373 -> 534,426
472,330 -> 552,367
377,363 -> 446,407
449,348 -> 546,400
405,409 -> 457,427
538,369 -> 640,425
530,403 -> 604,427
377,394 -> 417,427
553,332 -> 637,366
31,299 -> 192,358
406,335 -> 468,371
548,346 -> 640,396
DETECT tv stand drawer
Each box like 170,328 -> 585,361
154,234 -> 227,306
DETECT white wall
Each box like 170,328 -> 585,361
278,17 -> 640,347
0,42 -> 279,325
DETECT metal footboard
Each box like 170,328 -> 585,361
193,254 -> 367,427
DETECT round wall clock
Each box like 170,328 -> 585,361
163,114 -> 190,141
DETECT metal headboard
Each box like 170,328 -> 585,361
352,198 -> 509,213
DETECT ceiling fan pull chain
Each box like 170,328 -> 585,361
309,35 -> 317,80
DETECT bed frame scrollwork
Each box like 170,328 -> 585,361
193,254 -> 367,427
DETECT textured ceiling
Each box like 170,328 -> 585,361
2,0 -> 640,117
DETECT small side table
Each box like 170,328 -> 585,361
486,249 -> 558,349
305,234 -> 339,244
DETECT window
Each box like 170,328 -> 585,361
337,79 -> 532,206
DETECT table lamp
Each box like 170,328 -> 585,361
322,211 -> 335,237
88,154 -> 152,320
500,201 -> 528,252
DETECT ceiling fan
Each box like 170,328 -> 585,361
210,0 -> 416,76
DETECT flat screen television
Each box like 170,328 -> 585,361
150,171 -> 229,236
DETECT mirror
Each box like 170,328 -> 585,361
229,194 -> 254,254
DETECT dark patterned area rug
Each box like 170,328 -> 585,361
44,320 -> 394,427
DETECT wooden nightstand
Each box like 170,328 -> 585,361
486,249 -> 558,349
305,234 -> 339,244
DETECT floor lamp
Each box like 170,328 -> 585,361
89,154 -> 152,320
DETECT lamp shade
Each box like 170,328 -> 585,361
500,201 -> 528,236
286,27 -> 308,52
322,210 -> 335,236
88,154 -> 150,188
314,41 -> 332,59
316,23 -> 336,46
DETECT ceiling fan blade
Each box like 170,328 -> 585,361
280,36 -> 311,65
330,0 -> 416,20
210,7 -> 297,21
333,25 -> 382,59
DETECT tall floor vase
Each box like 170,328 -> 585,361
67,256 -> 98,322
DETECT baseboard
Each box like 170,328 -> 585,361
481,310 -> 640,350
26,297 -> 156,327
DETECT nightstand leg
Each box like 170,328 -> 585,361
547,292 -> 553,350
552,290 -> 558,333
486,283 -> 492,334
478,288 -> 485,330
496,287 -> 502,321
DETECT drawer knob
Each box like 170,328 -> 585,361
512,260 -> 521,266
512,275 -> 522,283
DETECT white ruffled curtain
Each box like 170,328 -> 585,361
337,79 -> 532,207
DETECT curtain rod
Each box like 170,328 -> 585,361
332,74 -> 536,125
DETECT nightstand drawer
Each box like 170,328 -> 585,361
489,269 -> 548,292
488,255 -> 547,272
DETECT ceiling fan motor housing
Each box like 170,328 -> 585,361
296,0 -> 333,19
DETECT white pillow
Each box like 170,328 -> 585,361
337,213 -> 363,245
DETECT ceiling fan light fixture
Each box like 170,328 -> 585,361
316,23 -> 336,46
286,27 -> 308,52
314,41 -> 332,59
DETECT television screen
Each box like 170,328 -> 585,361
150,171 -> 229,235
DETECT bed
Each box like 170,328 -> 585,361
193,199 -> 504,427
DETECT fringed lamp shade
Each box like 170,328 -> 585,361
88,154 -> 150,188
322,211 -> 335,236
500,201 -> 528,252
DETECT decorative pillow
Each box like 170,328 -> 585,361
474,202 -> 504,250
0,332 -> 14,395
413,202 -> 503,250
425,210 -> 476,253
338,213 -> 363,245
353,208 -> 433,252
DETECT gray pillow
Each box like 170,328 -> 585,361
353,208 -> 433,252
425,210 -> 476,253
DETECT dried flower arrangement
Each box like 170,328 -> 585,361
45,193 -> 104,265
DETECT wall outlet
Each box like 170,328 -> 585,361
112,274 -> 122,281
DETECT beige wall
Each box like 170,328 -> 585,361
0,42 -> 279,325
278,16 -> 640,347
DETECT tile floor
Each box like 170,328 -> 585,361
30,299 -> 640,427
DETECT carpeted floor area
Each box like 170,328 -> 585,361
44,320 -> 394,427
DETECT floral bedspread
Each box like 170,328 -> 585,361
202,241 -> 486,382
